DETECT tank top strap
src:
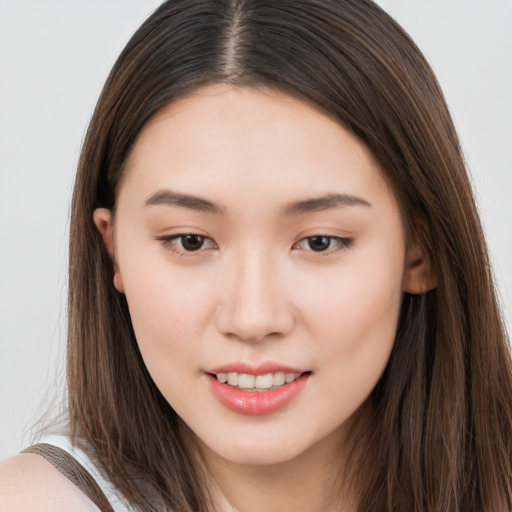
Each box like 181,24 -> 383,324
22,434 -> 135,512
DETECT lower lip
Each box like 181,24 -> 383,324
206,373 -> 310,416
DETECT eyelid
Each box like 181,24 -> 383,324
293,235 -> 353,254
155,233 -> 217,255
154,232 -> 353,256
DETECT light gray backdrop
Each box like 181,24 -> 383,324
1,0 -> 511,459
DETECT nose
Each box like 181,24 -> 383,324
215,249 -> 295,343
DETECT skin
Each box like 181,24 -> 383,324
0,84 -> 430,511
0,454 -> 100,511
93,83 -> 430,511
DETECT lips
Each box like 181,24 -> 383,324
205,364 -> 311,415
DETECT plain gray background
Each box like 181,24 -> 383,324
1,1 -> 511,459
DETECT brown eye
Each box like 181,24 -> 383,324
181,234 -> 206,251
307,236 -> 332,252
295,235 -> 353,253
156,233 -> 216,254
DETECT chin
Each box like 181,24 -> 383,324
191,421 -> 337,468
211,441 -> 308,466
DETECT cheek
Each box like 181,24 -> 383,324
119,256 -> 217,363
303,251 -> 404,366
120,262 -> 221,416
297,260 -> 404,425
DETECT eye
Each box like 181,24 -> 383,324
156,234 -> 217,254
294,235 -> 352,253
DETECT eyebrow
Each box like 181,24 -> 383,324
144,189 -> 223,214
144,189 -> 370,216
283,194 -> 371,215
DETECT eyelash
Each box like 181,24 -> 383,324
155,234 -> 217,255
155,234 -> 353,256
293,235 -> 353,253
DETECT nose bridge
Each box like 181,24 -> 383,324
217,244 -> 293,342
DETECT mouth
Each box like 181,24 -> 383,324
205,367 -> 311,416
211,371 -> 304,391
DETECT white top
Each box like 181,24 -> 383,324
39,434 -> 136,512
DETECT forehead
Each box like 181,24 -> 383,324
120,83 -> 394,211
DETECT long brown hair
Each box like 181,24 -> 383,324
67,1 -> 512,510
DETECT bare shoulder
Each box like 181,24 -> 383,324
0,453 -> 99,512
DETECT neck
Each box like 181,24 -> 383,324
197,429 -> 358,512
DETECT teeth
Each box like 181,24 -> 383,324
227,372 -> 239,386
285,372 -> 297,383
238,374 -> 255,389
274,371 -> 285,386
255,373 -> 274,389
216,371 -> 302,390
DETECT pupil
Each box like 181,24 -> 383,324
308,236 -> 331,251
182,235 -> 204,251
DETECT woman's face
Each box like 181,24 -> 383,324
96,84 -> 424,466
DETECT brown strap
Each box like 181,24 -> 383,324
22,443 -> 115,512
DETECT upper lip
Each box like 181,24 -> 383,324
206,362 -> 308,375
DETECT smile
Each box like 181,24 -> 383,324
215,371 -> 302,390
205,367 -> 311,416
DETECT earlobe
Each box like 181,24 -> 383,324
93,208 -> 125,293
403,243 -> 437,294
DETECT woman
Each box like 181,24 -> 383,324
1,0 -> 510,511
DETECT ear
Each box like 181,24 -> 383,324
403,242 -> 437,294
93,208 -> 124,293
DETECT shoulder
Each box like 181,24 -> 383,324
0,453 -> 100,512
